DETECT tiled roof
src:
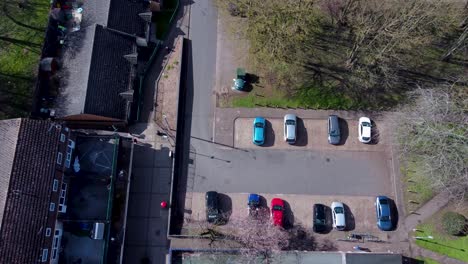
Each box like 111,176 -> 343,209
83,25 -> 135,120
0,119 -> 21,230
0,119 -> 60,264
108,0 -> 148,36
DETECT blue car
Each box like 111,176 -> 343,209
252,117 -> 266,145
375,196 -> 393,231
248,193 -> 261,217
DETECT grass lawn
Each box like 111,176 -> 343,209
413,207 -> 468,262
401,159 -> 435,213
417,257 -> 440,264
0,0 -> 50,119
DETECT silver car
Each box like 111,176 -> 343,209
283,114 -> 297,144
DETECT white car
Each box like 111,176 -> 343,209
283,114 -> 297,144
331,202 -> 346,231
358,117 -> 372,143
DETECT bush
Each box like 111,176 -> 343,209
442,212 -> 467,236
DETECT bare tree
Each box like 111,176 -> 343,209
395,85 -> 468,203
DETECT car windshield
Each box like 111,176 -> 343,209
255,122 -> 264,128
334,207 -> 344,214
380,216 -> 390,221
379,199 -> 388,204
330,130 -> 339,136
272,205 -> 283,211
363,137 -> 370,140
315,218 -> 325,225
362,122 -> 371,127
286,120 -> 295,125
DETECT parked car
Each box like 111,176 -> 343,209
271,198 -> 284,227
327,115 -> 341,145
283,114 -> 297,144
206,191 -> 220,223
313,204 -> 327,233
331,202 -> 346,231
247,193 -> 261,217
252,117 -> 266,145
358,117 -> 372,143
375,196 -> 393,231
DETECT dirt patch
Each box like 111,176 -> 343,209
155,36 -> 183,133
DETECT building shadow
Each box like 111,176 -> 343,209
283,200 -> 295,229
294,117 -> 308,146
343,203 -> 355,231
169,38 -> 193,235
338,117 -> 349,145
262,119 -> 275,147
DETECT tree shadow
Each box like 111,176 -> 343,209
294,117 -> 308,146
285,226 -> 317,251
283,200 -> 295,229
262,119 -> 275,147
343,203 -> 355,231
337,117 -> 349,145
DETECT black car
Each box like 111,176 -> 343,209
313,204 -> 327,233
206,191 -> 220,223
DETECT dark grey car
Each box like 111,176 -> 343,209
206,191 -> 220,223
327,115 -> 341,145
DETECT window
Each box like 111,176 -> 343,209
41,249 -> 48,262
52,179 -> 59,192
45,228 -> 51,237
56,152 -> 63,165
49,203 -> 55,212
59,133 -> 66,142
67,139 -> 75,148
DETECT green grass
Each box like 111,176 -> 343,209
401,159 -> 435,213
230,85 -> 362,110
414,217 -> 468,262
0,0 -> 50,119
416,257 -> 440,264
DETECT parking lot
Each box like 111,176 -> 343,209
188,192 -> 393,241
234,117 -> 388,151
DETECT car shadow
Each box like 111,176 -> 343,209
283,200 -> 295,229
323,205 -> 334,234
294,117 -> 308,146
389,198 -> 399,231
370,120 -> 380,145
337,117 -> 349,145
262,119 -> 275,147
343,203 -> 355,231
217,193 -> 232,223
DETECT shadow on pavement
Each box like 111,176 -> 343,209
370,119 -> 380,145
338,117 -> 349,145
295,117 -> 308,146
283,200 -> 295,229
389,198 -> 399,231
170,38 -> 194,235
262,119 -> 275,147
218,193 -> 232,222
343,203 -> 356,231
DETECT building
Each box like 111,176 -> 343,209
0,119 -> 134,263
33,0 -> 154,123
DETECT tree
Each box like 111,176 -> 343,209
442,212 -> 467,236
395,85 -> 468,203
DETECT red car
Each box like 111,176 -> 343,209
270,198 -> 284,227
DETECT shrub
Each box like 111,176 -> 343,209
442,212 -> 467,236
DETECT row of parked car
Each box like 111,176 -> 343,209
252,115 -> 373,145
206,192 -> 395,231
